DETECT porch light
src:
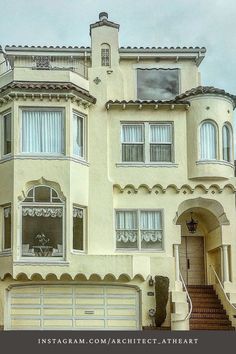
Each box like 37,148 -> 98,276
186,212 -> 198,234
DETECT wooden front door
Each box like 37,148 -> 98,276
179,236 -> 205,285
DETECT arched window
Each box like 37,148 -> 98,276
200,121 -> 217,160
21,186 -> 64,258
101,43 -> 110,66
222,124 -> 232,162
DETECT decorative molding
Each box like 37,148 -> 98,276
113,183 -> 236,194
116,163 -> 179,168
0,155 -> 90,166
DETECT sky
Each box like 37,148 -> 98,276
0,0 -> 236,129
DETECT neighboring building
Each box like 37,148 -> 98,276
0,12 -> 236,331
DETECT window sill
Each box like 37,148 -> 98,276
14,259 -> 69,266
0,250 -> 12,257
196,160 -> 234,168
116,162 -> 178,168
71,250 -> 86,255
115,249 -> 164,253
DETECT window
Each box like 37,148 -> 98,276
222,124 -> 232,162
2,111 -> 11,156
122,124 -> 144,162
73,112 -> 85,158
200,121 -> 217,160
73,207 -> 85,251
3,206 -> 11,250
137,68 -> 179,100
21,186 -> 64,258
116,210 -> 163,250
21,109 -> 64,154
121,123 -> 173,163
101,44 -> 110,66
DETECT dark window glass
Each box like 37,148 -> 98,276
137,69 -> 179,100
4,207 -> 11,249
4,113 -> 11,155
73,208 -> 84,251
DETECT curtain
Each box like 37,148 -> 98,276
140,211 -> 162,247
22,111 -> 63,153
200,122 -> 216,160
122,125 -> 144,162
150,124 -> 172,162
140,211 -> 161,230
222,125 -> 231,161
116,211 -> 138,247
73,114 -> 83,157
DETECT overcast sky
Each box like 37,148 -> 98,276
0,0 -> 236,127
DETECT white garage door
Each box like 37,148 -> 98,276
6,285 -> 140,330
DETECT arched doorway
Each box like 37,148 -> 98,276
174,198 -> 230,286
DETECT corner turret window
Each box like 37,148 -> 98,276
200,121 -> 217,160
222,124 -> 232,162
2,111 -> 11,156
101,44 -> 110,66
73,111 -> 85,158
21,186 -> 64,258
21,109 -> 64,155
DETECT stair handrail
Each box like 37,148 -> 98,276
179,272 -> 193,321
210,264 -> 236,311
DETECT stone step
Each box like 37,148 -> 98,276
190,318 -> 231,325
190,292 -> 218,298
192,303 -> 223,309
191,313 -> 229,320
192,307 -> 226,314
188,288 -> 216,294
188,285 -> 213,289
190,324 -> 235,330
191,297 -> 221,304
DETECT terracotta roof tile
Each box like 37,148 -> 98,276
0,81 -> 96,103
176,86 -> 236,106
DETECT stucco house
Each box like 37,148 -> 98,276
0,12 -> 236,331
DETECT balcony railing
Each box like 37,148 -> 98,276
0,56 -> 89,79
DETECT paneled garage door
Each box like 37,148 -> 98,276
6,285 -> 140,330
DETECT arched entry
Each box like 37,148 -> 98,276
174,198 -> 230,286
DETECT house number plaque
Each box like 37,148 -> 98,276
147,292 -> 154,296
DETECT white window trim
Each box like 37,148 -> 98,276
1,110 -> 12,158
114,208 -> 164,253
121,122 -> 174,164
19,107 -> 65,157
72,204 -> 86,254
19,186 -> 65,262
72,110 -> 87,161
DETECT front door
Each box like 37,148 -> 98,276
179,236 -> 205,285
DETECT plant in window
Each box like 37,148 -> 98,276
35,233 -> 50,246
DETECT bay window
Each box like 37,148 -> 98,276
222,124 -> 232,162
200,121 -> 217,160
116,210 -> 163,251
21,186 -> 64,258
2,111 -> 11,156
21,109 -> 64,154
3,206 -> 11,250
73,111 -> 85,158
121,123 -> 173,163
73,206 -> 85,251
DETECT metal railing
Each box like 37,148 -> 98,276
0,58 -> 88,79
210,264 -> 236,311
179,272 -> 193,320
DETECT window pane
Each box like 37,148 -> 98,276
122,144 -> 144,162
73,114 -> 84,157
4,207 -> 11,249
150,144 -> 171,162
22,110 -> 64,154
101,47 -> 110,66
200,122 -> 216,160
140,211 -> 163,249
4,113 -> 11,155
223,125 -> 231,162
73,208 -> 84,251
150,125 -> 172,143
122,125 -> 143,142
22,207 -> 63,257
34,186 -> 51,202
116,211 -> 138,249
137,69 -> 179,100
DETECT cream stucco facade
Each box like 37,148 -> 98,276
0,12 -> 236,331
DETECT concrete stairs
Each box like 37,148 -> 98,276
188,285 -> 235,330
